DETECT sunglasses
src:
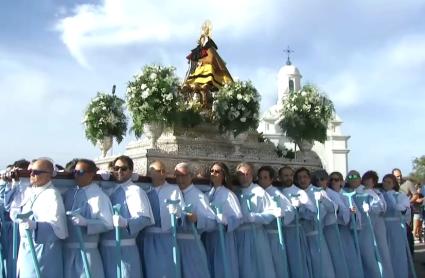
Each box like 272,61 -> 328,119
237,171 -> 250,176
347,174 -> 360,180
30,169 -> 50,176
210,169 -> 221,174
113,166 -> 129,172
72,169 -> 87,176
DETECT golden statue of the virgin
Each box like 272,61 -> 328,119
183,21 -> 233,108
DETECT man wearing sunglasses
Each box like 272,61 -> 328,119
16,158 -> 68,277
63,159 -> 113,278
99,155 -> 154,278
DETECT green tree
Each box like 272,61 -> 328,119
411,155 -> 425,183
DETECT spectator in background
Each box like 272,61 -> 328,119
412,184 -> 424,243
392,168 -> 404,186
394,168 -> 416,254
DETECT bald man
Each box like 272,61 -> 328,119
175,162 -> 216,278
141,160 -> 185,278
16,159 -> 68,278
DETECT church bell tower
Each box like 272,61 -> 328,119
277,47 -> 302,105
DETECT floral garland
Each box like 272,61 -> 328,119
126,65 -> 180,137
212,80 -> 260,136
279,84 -> 334,143
83,92 -> 127,145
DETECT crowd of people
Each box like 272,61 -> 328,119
0,156 -> 420,278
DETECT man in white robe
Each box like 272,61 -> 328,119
63,159 -> 113,278
100,155 -> 154,278
234,162 -> 277,278
280,166 -> 314,278
141,160 -> 185,278
15,158 -> 68,278
258,166 -> 294,278
294,167 -> 336,278
174,162 -> 216,278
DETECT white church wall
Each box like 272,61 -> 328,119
258,60 -> 350,175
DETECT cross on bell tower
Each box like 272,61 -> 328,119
277,46 -> 302,104
284,46 -> 294,65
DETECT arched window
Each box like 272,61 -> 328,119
289,79 -> 294,92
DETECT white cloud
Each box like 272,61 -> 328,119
386,34 -> 425,69
0,57 -> 50,103
320,34 -> 425,109
56,0 -> 267,67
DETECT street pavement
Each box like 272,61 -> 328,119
414,241 -> 425,277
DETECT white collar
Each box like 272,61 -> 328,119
153,181 -> 167,192
264,184 -> 273,192
182,184 -> 194,194
118,178 -> 133,187
242,182 -> 256,192
31,181 -> 52,193
78,182 -> 96,190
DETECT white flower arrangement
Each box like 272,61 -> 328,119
126,65 -> 180,137
83,92 -> 127,145
279,84 -> 334,143
212,80 -> 260,136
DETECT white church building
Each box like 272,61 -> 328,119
257,58 -> 350,175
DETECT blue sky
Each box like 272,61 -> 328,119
1,0 -> 424,178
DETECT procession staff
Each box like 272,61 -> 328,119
294,167 -> 336,278
175,162 -> 216,278
99,155 -> 154,278
204,162 -> 242,278
382,174 -> 416,278
15,159 -> 68,277
329,171 -> 364,278
234,162 -> 277,278
258,166 -> 293,278
141,160 -> 185,278
63,159 -> 114,278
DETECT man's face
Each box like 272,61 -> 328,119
237,166 -> 253,187
296,171 -> 311,190
74,162 -> 95,187
148,163 -> 166,185
329,175 -> 343,191
175,166 -> 192,189
318,177 -> 329,189
30,161 -> 52,187
393,170 -> 402,184
279,168 -> 294,187
112,159 -> 132,183
347,173 -> 361,189
363,178 -> 376,188
258,170 -> 273,189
